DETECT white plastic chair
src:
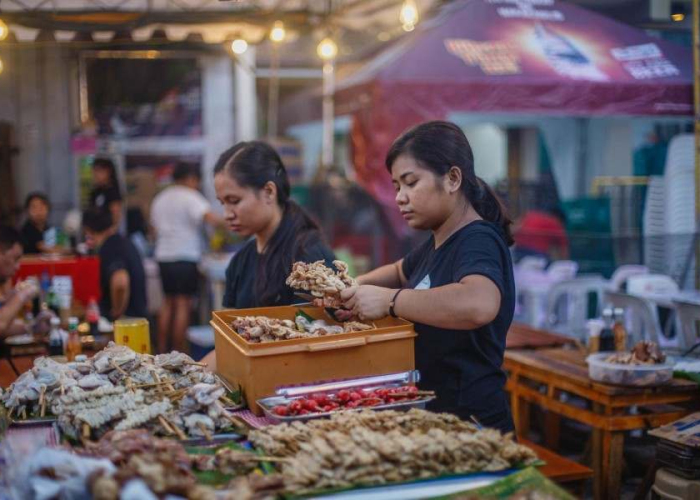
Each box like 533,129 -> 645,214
673,297 -> 700,352
609,265 -> 649,292
545,275 -> 608,339
518,256 -> 548,272
627,274 -> 680,298
546,260 -> 579,282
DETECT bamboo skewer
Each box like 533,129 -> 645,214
134,381 -> 170,389
8,407 -> 14,419
40,386 -> 47,417
185,361 -> 207,367
20,407 -> 27,420
82,422 -> 91,440
224,413 -> 248,430
110,360 -> 128,376
158,415 -> 174,435
165,417 -> 187,440
197,422 -> 213,441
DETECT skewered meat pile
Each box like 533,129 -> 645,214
232,315 -> 371,343
250,409 -> 538,493
286,260 -> 356,308
605,341 -> 666,365
83,430 -> 282,500
1,342 -> 237,439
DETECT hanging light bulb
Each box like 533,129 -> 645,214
0,19 -> 9,41
0,57 -> 4,75
400,0 -> 419,31
270,21 -> 286,43
317,37 -> 338,61
231,38 -> 248,55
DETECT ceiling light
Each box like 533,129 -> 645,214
270,21 -> 286,43
231,38 -> 248,54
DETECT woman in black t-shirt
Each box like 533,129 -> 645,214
89,158 -> 123,229
340,121 -> 516,433
202,141 -> 334,368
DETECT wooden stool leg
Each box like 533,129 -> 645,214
592,427 -> 603,500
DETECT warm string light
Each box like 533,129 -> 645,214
400,0 -> 419,32
0,58 -> 4,75
317,37 -> 338,61
270,20 -> 286,43
0,19 -> 8,41
231,38 -> 248,54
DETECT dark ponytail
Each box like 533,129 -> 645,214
385,121 -> 513,245
214,141 -> 323,305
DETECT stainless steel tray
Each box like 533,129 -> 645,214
257,371 -> 433,423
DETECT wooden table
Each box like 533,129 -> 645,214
505,348 -> 700,500
506,322 -> 579,350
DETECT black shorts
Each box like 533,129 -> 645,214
159,261 -> 200,296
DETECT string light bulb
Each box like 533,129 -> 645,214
672,13 -> 685,22
270,21 -> 286,43
317,37 -> 338,61
0,57 -> 4,75
400,0 -> 419,31
0,19 -> 9,41
231,39 -> 248,55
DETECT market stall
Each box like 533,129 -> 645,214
0,259 -> 580,499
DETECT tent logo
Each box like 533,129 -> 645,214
489,0 -> 564,22
445,39 -> 521,75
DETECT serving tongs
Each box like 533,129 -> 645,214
274,370 -> 421,398
293,292 -> 349,322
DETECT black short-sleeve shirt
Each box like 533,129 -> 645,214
20,221 -> 48,254
401,221 -> 515,432
98,234 -> 147,321
90,185 -> 122,211
223,236 -> 336,309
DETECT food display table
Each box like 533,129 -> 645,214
504,348 -> 700,500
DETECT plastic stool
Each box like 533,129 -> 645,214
652,468 -> 700,500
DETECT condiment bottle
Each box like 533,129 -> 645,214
613,308 -> 627,352
65,316 -> 82,361
86,297 -> 100,337
48,317 -> 64,356
599,308 -> 616,352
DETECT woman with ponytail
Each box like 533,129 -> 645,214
340,121 -> 516,432
213,141 -> 335,309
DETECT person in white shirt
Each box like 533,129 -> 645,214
151,163 -> 223,353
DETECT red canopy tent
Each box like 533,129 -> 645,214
329,0 -> 693,236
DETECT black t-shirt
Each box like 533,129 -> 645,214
223,236 -> 335,309
98,234 -> 147,321
90,185 -> 122,211
20,221 -> 48,254
401,221 -> 515,432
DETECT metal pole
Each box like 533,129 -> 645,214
321,60 -> 335,168
268,43 -> 280,139
694,0 -> 700,288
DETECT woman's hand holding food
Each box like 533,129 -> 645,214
341,285 -> 394,321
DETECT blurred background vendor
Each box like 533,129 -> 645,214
19,192 -> 53,255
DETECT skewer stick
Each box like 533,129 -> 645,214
110,360 -> 128,376
158,415 -> 174,435
197,422 -> 213,441
8,407 -> 14,419
165,417 -> 187,440
40,387 -> 47,417
82,422 -> 91,440
220,396 -> 237,407
20,407 -> 27,420
184,361 -> 208,367
224,413 -> 248,430
60,384 -> 65,396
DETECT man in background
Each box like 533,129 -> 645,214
151,163 -> 223,353
82,209 -> 147,321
